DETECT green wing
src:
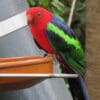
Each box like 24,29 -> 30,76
46,22 -> 85,77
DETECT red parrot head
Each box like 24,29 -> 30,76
26,7 -> 52,29
26,7 -> 56,54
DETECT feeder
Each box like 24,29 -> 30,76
0,56 -> 53,91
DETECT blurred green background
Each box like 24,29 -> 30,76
27,0 -> 86,48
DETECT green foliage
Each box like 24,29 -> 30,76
27,0 -> 86,47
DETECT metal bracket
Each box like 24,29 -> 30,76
0,73 -> 78,78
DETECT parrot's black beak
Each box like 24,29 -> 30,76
27,14 -> 34,25
28,20 -> 34,25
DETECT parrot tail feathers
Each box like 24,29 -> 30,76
60,52 -> 85,78
56,53 -> 89,100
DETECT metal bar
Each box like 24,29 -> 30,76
0,73 -> 78,78
68,0 -> 77,26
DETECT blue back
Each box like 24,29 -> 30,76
51,15 -> 76,38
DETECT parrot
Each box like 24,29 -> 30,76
26,7 -> 89,100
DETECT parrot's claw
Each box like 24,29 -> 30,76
43,53 -> 48,57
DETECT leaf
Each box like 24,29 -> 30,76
51,7 -> 64,21
43,0 -> 49,6
75,1 -> 86,12
51,0 -> 65,12
27,0 -> 36,6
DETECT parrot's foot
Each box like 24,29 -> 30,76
43,53 -> 48,57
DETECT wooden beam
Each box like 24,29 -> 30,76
86,0 -> 100,99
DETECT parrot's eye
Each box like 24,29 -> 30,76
36,12 -> 42,17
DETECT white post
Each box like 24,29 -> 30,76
67,0 -> 77,26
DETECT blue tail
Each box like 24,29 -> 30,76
56,54 -> 89,100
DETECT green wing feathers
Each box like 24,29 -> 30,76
46,23 -> 85,77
